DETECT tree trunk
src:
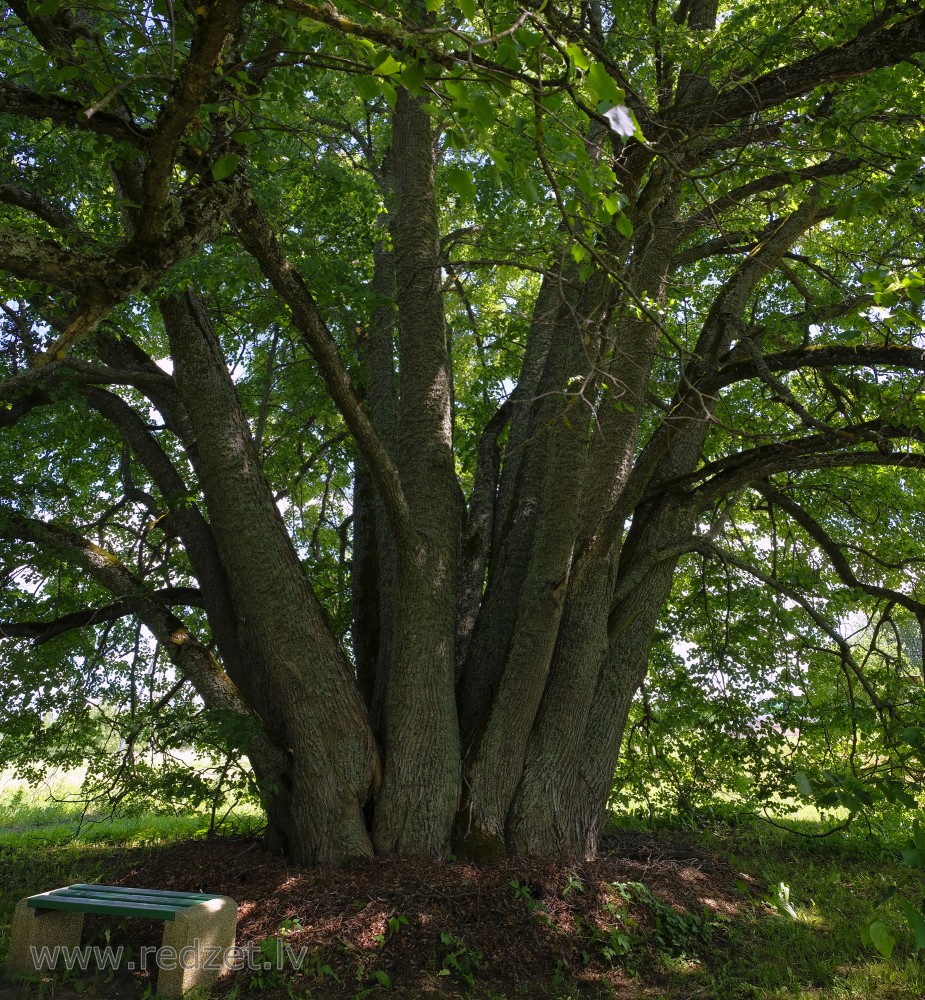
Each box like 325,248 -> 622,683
161,290 -> 379,865
372,89 -> 460,855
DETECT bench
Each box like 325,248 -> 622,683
5,884 -> 237,998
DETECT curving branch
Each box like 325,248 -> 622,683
0,184 -> 79,231
712,344 -> 925,391
0,511 -> 245,714
756,481 -> 925,619
672,7 -> 925,128
0,587 -> 203,645
681,157 -> 861,234
689,441 -> 925,508
696,537 -> 897,719
232,190 -> 414,547
0,78 -> 150,145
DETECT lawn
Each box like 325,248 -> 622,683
0,776 -> 923,999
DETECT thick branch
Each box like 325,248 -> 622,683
138,0 -> 246,235
712,344 -> 925,391
0,587 -> 203,645
673,8 -> 925,127
0,78 -> 149,145
0,184 -> 78,230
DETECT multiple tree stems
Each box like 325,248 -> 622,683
3,0 -> 925,863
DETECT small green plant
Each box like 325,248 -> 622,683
354,968 -> 393,997
576,881 -> 717,966
575,911 -> 634,964
438,930 -> 482,988
374,911 -> 409,948
248,917 -> 313,991
510,878 -> 551,924
562,874 -> 585,898
767,880 -> 798,919
613,881 -> 717,957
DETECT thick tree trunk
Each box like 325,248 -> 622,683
161,291 -> 379,865
372,89 -> 460,855
356,232 -> 399,737
455,270 -> 612,857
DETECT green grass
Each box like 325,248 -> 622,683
2,778 -> 925,999
0,771 -> 262,986
622,809 -> 925,1000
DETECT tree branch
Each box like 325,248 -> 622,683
756,481 -> 925,619
673,7 -> 925,128
0,587 -> 203,645
232,189 -> 414,546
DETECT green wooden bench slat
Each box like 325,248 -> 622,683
41,891 -> 207,909
68,884 -> 214,899
64,885 -> 214,904
27,897 -> 187,920
27,884 -> 225,921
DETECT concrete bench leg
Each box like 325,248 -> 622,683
156,896 -> 237,998
5,899 -> 84,979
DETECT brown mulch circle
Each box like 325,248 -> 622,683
62,829 -> 760,998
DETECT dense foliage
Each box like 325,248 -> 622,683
2,0 -> 925,864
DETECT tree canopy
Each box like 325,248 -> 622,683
2,0 -> 925,864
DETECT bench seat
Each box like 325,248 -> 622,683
6,883 -> 237,998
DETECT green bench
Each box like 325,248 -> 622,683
5,884 -> 237,998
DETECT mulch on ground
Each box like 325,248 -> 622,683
56,828 -> 760,998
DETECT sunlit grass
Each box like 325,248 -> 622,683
2,775 -> 924,999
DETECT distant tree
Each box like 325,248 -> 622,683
2,0 -> 925,864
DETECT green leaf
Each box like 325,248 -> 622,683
602,194 -> 622,216
211,154 -> 240,181
868,921 -> 895,959
585,62 -> 624,107
379,80 -> 397,108
444,165 -> 476,201
913,820 -> 925,854
374,54 -> 403,77
457,0 -> 476,20
469,94 -> 496,127
614,214 -> 633,238
565,43 -> 591,71
399,61 -> 426,91
353,76 -> 381,102
444,79 -> 467,102
903,727 -> 925,747
425,0 -> 441,10
896,897 -> 925,951
795,771 -> 814,797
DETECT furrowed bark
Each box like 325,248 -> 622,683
456,271 -> 570,746
554,196 -> 828,855
503,174 -> 682,853
363,228 -> 400,736
456,269 -> 611,858
161,290 -> 379,865
373,88 -> 460,856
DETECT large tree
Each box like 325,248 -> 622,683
2,0 -> 925,864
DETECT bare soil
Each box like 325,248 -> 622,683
3,830 -> 762,999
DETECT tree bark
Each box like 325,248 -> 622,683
161,290 -> 379,865
372,89 -> 460,855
